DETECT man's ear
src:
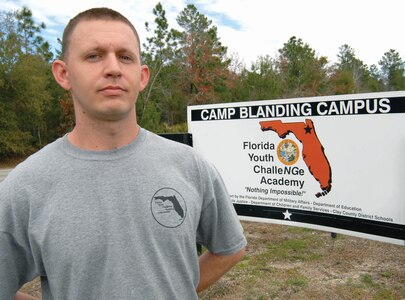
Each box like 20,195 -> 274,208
52,60 -> 71,90
139,65 -> 150,92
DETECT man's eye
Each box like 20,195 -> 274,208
120,55 -> 133,62
86,54 -> 100,61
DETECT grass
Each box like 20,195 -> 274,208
199,222 -> 405,300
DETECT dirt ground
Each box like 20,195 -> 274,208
20,221 -> 405,299
200,221 -> 405,300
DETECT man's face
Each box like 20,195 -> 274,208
62,20 -> 149,122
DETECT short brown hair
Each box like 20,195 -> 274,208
61,7 -> 141,60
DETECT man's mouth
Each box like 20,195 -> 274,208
99,85 -> 126,96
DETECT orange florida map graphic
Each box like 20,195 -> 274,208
260,119 -> 332,198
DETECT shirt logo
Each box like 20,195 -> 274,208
151,188 -> 187,228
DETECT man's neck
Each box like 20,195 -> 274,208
67,118 -> 140,151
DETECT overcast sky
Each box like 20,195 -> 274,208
1,0 -> 404,68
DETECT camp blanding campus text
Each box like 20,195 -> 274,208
192,97 -> 402,121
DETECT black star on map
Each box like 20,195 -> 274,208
304,125 -> 313,134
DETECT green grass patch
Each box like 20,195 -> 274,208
287,227 -> 313,234
360,274 -> 380,289
286,275 -> 308,287
263,235 -> 324,262
380,269 -> 394,279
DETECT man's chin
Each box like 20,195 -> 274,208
95,108 -> 135,122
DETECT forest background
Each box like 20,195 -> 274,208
1,3 -> 405,160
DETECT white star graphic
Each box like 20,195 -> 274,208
283,209 -> 292,220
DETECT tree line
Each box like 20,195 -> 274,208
1,3 -> 404,159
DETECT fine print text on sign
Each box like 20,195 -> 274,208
188,91 -> 405,245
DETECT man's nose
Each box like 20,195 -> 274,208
104,54 -> 122,78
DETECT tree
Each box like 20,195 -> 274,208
11,54 -> 52,145
140,3 -> 237,128
0,11 -> 29,157
329,44 -> 378,94
138,2 -> 180,130
367,64 -> 384,92
174,4 -> 232,105
15,6 -> 53,61
0,7 -> 56,158
237,55 -> 280,101
277,36 -> 328,97
379,49 -> 405,91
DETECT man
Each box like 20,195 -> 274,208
1,7 -> 246,300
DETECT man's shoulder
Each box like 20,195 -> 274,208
24,137 -> 62,163
143,129 -> 217,175
5,137 -> 64,182
144,130 -> 195,155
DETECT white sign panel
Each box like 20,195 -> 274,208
188,91 -> 405,245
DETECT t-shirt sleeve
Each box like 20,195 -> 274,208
196,163 -> 247,255
0,178 -> 36,298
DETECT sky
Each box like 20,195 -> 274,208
1,0 -> 404,68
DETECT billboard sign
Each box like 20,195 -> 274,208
187,91 -> 405,245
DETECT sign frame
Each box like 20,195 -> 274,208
188,91 -> 405,245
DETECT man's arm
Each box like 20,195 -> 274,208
14,292 -> 38,300
196,247 -> 246,293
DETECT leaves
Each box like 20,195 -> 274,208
379,49 -> 405,90
1,3 -> 405,158
0,7 -> 63,158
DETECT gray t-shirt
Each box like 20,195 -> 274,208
0,128 -> 246,299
